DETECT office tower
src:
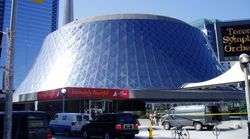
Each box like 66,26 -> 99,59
0,0 -> 59,88
190,19 -> 218,54
190,19 -> 232,70
63,0 -> 73,25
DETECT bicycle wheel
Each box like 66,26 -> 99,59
181,128 -> 190,139
212,126 -> 221,136
170,127 -> 177,139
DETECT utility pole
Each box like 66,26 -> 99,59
3,0 -> 18,139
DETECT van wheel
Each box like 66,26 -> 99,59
194,122 -> 203,131
65,129 -> 71,136
163,122 -> 171,130
82,130 -> 89,139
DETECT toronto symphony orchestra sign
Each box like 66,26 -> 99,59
216,20 -> 250,61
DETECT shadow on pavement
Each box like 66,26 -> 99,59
186,127 -> 241,132
139,126 -> 163,130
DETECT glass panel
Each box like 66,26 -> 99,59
77,115 -> 83,121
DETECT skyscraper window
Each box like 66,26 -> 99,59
0,0 -> 59,88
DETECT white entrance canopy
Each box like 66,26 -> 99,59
181,61 -> 249,89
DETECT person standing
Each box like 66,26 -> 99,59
153,111 -> 158,126
149,113 -> 154,125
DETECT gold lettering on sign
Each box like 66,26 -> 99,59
223,35 -> 250,45
223,27 -> 250,53
227,28 -> 250,35
224,44 -> 250,53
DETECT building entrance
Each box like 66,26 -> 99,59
80,99 -> 113,116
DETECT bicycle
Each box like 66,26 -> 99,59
212,126 -> 221,139
170,126 -> 190,139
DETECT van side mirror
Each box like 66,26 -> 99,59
170,115 -> 175,118
83,119 -> 89,122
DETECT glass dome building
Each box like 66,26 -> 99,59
15,14 -> 224,96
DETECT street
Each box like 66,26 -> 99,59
52,120 -> 248,139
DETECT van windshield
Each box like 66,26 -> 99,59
206,106 -> 220,113
77,115 -> 83,121
83,115 -> 90,121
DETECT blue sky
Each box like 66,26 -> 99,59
58,0 -> 250,27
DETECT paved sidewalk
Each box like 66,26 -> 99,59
137,119 -> 248,129
136,119 -> 248,139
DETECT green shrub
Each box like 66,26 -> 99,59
240,100 -> 247,113
140,115 -> 149,119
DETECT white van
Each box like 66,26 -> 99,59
49,113 -> 92,136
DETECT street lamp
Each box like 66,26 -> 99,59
239,53 -> 250,139
60,88 -> 67,113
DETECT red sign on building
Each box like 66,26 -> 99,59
38,89 -> 61,101
37,87 -> 130,101
67,88 -> 129,99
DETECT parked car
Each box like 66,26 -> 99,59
49,113 -> 92,136
0,111 -> 52,139
161,105 -> 222,130
81,113 -> 139,139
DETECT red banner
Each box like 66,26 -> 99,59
38,89 -> 61,101
67,88 -> 129,99
37,87 -> 129,101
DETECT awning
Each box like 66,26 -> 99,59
181,61 -> 250,89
